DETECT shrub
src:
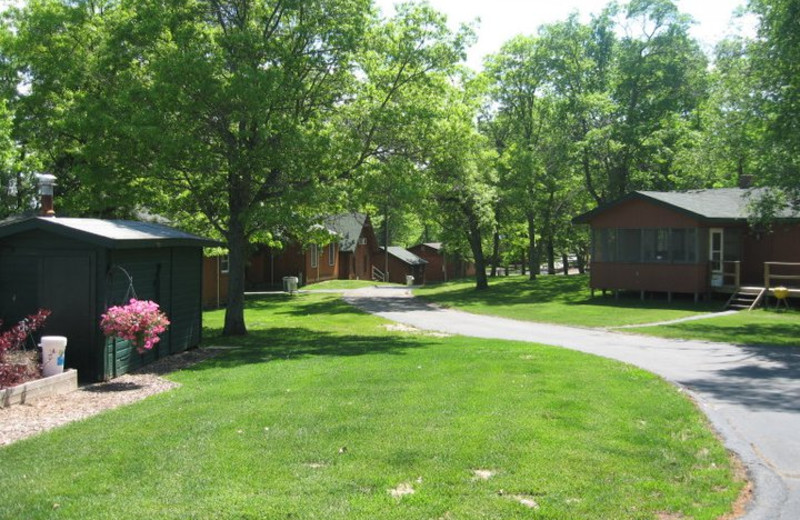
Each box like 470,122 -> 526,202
0,309 -> 51,389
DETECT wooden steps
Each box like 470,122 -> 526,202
725,286 -> 766,311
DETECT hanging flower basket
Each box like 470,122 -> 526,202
100,299 -> 170,354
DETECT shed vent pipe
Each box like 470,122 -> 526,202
37,173 -> 57,217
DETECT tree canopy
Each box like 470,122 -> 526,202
0,0 -> 797,312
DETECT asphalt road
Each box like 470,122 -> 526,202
344,286 -> 800,520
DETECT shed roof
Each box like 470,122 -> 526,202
0,216 -> 221,249
324,213 -> 368,253
573,188 -> 798,224
379,246 -> 428,266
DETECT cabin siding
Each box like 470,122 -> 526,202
590,263 -> 708,293
202,255 -> 229,309
590,198 -> 700,229
741,224 -> 800,285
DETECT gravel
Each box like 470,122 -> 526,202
0,347 -> 219,447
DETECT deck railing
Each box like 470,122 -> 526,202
371,265 -> 385,282
722,261 -> 741,288
764,262 -> 800,289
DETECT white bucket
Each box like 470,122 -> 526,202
40,336 -> 68,377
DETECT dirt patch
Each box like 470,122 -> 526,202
0,347 -> 219,446
382,323 -> 451,338
472,469 -> 495,481
497,490 -> 539,509
389,482 -> 415,499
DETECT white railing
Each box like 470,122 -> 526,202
372,265 -> 385,282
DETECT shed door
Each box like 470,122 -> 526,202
40,254 -> 95,380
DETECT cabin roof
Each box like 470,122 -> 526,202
0,216 -> 221,249
573,188 -> 798,224
324,213 -> 369,253
380,246 -> 428,266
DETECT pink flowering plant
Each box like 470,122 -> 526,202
100,299 -> 170,354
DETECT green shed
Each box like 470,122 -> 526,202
0,216 -> 219,382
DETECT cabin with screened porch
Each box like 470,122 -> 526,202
572,188 -> 800,308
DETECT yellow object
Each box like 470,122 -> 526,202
773,286 -> 790,300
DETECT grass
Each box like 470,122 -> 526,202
304,279 -> 400,290
633,308 -> 800,347
0,294 -> 742,519
415,274 -> 721,328
415,275 -> 800,347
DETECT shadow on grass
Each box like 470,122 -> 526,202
196,327 -> 427,372
243,293 -> 360,316
664,321 -> 800,348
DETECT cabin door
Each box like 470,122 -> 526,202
709,228 -> 724,286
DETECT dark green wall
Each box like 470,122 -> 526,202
1,229 -> 204,382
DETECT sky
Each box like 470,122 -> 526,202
373,0 -> 757,70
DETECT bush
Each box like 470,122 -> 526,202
0,309 -> 51,389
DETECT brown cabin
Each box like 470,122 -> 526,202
245,213 -> 378,289
408,242 -> 475,282
246,240 -> 340,288
572,188 -> 800,304
327,213 -> 379,281
374,246 -> 427,285
202,254 -> 229,309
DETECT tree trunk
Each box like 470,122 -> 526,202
223,170 -> 249,336
490,231 -> 500,277
521,250 -> 527,276
547,238 -> 555,275
526,211 -> 537,280
576,252 -> 586,274
223,215 -> 248,336
464,206 -> 488,290
562,253 -> 570,276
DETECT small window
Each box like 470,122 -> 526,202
219,255 -> 229,274
310,244 -> 318,268
328,243 -> 336,266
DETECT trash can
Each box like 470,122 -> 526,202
283,276 -> 299,294
405,275 -> 415,286
40,336 -> 67,377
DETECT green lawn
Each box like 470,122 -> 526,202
415,274 -> 721,327
415,275 -> 800,347
0,294 -> 742,519
633,308 -> 800,347
303,279 -> 400,290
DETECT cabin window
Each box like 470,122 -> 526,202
328,243 -> 336,266
671,228 -> 697,263
310,244 -> 318,268
593,229 -> 617,262
618,229 -> 642,262
642,229 -> 670,262
594,228 -> 698,264
219,255 -> 229,274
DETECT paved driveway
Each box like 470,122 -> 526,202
344,286 -> 800,520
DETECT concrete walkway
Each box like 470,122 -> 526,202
343,286 -> 800,520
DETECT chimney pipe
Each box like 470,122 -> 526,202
37,173 -> 57,217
